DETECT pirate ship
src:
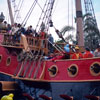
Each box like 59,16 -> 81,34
0,0 -> 100,100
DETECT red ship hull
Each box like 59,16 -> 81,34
0,45 -> 100,82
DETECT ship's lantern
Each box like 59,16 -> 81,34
90,62 -> 100,76
6,57 -> 11,66
48,65 -> 58,77
67,64 -> 78,77
0,55 -> 2,63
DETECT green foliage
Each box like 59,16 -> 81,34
60,26 -> 74,36
56,25 -> 75,44
83,13 -> 100,50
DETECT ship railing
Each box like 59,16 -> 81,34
0,31 -> 49,54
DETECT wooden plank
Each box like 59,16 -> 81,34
23,93 -> 34,100
0,81 -> 18,91
0,44 -> 24,49
39,95 -> 52,100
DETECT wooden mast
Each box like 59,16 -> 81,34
75,0 -> 84,47
7,0 -> 14,25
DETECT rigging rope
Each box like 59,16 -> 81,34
71,0 -> 74,35
52,0 -> 59,15
35,0 -> 48,31
21,0 -> 38,26
46,0 -> 55,31
14,0 -> 21,18
14,0 -> 24,22
35,0 -> 55,33
41,0 -> 54,32
67,0 -> 69,42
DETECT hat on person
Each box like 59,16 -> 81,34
75,46 -> 79,50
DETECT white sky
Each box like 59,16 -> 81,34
0,0 -> 100,41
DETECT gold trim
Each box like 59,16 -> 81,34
90,62 -> 100,76
47,57 -> 100,62
11,76 -> 100,83
67,64 -> 78,77
0,54 -> 2,63
48,65 -> 58,77
39,61 -> 46,79
6,57 -> 11,66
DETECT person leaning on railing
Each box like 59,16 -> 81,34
71,46 -> 83,59
83,48 -> 93,58
48,34 -> 54,53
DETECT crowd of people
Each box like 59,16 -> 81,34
0,22 -> 37,37
0,21 -> 100,59
71,45 -> 100,59
48,44 -> 100,61
71,45 -> 94,59
0,21 -> 54,53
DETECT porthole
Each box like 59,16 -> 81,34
6,57 -> 11,66
48,65 -> 58,77
67,64 -> 78,77
0,55 -> 2,63
90,62 -> 100,76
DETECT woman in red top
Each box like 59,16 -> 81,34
71,46 -> 83,59
83,48 -> 93,58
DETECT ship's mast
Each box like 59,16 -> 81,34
7,0 -> 14,25
75,0 -> 84,47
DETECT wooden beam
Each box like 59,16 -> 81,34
0,81 -> 18,91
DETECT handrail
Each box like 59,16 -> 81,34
0,32 -> 49,54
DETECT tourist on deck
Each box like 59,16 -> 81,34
20,25 -> 26,34
7,24 -> 11,33
39,30 -> 48,49
40,31 -> 46,39
50,53 -> 64,61
11,23 -> 19,35
83,48 -> 93,58
94,45 -> 100,57
71,46 -> 83,59
63,44 -> 71,59
11,23 -> 21,43
15,24 -> 23,42
34,30 -> 39,37
48,34 -> 54,53
3,21 -> 7,29
25,25 -> 33,36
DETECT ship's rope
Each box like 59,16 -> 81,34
47,39 -> 64,53
23,50 -> 36,77
35,0 -> 55,33
29,0 -> 54,79
28,49 -> 41,78
14,0 -> 24,22
46,0 -> 55,32
13,0 -> 21,19
35,0 -> 48,31
71,0 -> 74,35
33,50 -> 44,79
21,0 -> 38,26
67,0 -> 69,42
52,0 -> 59,15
